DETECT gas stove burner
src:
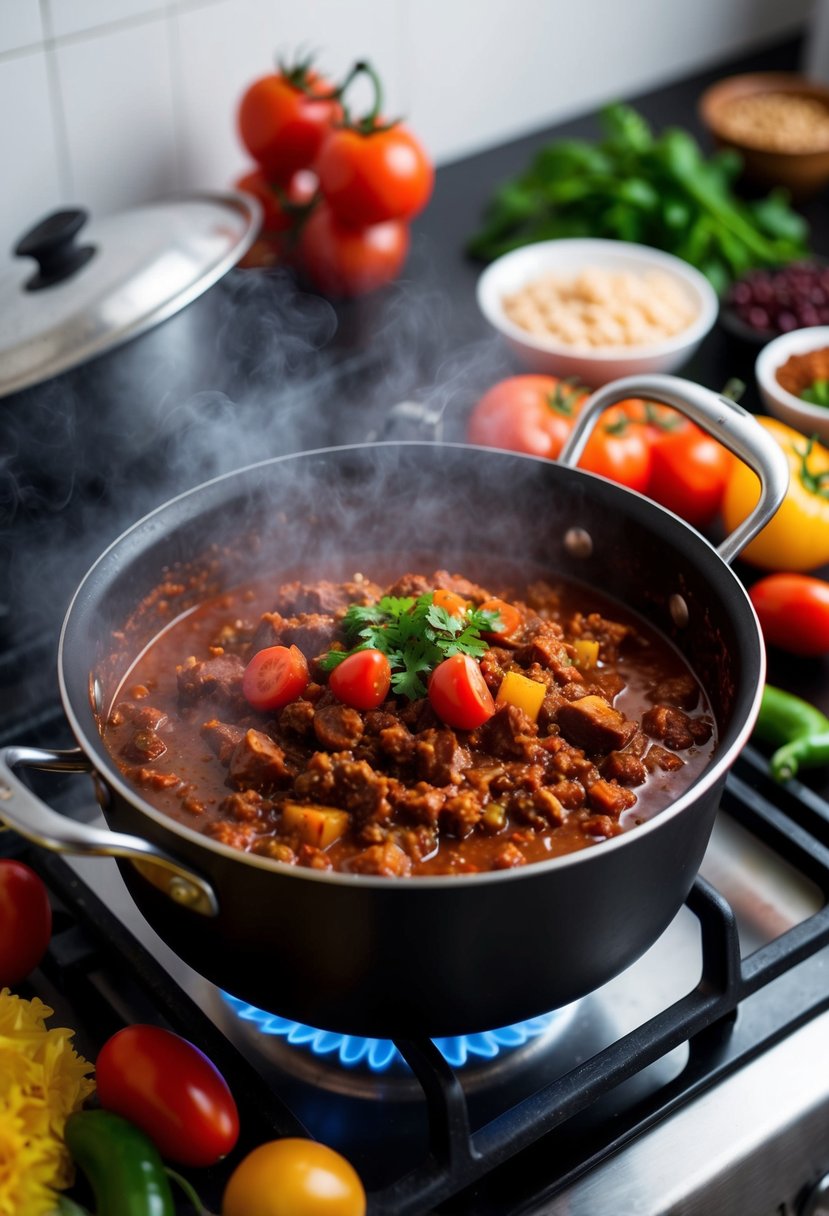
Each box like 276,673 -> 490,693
217,990 -> 579,1098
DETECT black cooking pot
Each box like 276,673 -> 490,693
0,375 -> 788,1038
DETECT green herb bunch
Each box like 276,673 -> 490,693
320,594 -> 500,701
468,103 -> 810,294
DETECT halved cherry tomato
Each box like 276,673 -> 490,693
480,597 -> 522,640
238,67 -> 341,184
222,1138 -> 366,1216
749,573 -> 829,656
579,405 -> 652,492
433,589 -> 469,617
466,375 -> 587,460
316,121 -> 433,226
0,859 -> 51,987
428,654 -> 496,730
96,1024 -> 239,1167
243,644 -> 309,711
328,648 -> 391,710
646,423 -> 733,527
298,204 -> 409,298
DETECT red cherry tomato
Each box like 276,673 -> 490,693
222,1138 -> 366,1216
466,376 -> 587,460
749,573 -> 829,656
428,654 -> 496,730
96,1024 -> 239,1167
0,860 -> 51,987
480,597 -> 523,640
238,70 -> 341,184
579,405 -> 652,493
243,645 -> 309,711
298,204 -> 409,298
316,122 -> 433,226
328,649 -> 392,710
646,423 -> 733,527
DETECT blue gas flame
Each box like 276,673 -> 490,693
221,991 -> 568,1071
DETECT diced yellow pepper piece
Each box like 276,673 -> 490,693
496,671 -> 546,722
281,802 -> 350,849
573,638 -> 600,669
482,803 -> 507,831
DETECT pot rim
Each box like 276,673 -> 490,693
57,440 -> 765,891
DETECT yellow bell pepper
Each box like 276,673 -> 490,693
573,638 -> 600,669
721,417 -> 829,571
496,671 -> 546,722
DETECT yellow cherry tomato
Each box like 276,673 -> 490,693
721,417 -> 829,571
222,1138 -> 367,1216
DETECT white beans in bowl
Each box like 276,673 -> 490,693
476,238 -> 719,386
502,266 -> 698,349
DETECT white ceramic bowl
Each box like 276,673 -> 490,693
476,238 -> 718,387
755,326 -> 829,442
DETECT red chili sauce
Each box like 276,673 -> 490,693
102,569 -> 716,878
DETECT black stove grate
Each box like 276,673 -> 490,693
5,744 -> 829,1214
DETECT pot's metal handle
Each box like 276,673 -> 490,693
557,373 -> 790,566
0,745 -> 218,917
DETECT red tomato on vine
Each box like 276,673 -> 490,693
466,375 -> 588,460
238,61 -> 341,183
298,204 -> 410,298
579,405 -> 653,493
316,122 -> 433,226
315,61 -> 433,226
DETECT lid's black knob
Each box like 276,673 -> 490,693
14,208 -> 96,291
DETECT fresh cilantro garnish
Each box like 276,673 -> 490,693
319,593 -> 502,700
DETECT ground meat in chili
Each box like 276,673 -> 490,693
103,570 -> 717,877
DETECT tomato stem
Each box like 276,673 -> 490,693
337,60 -> 401,134
721,377 -> 746,402
544,379 -> 582,417
794,434 -> 829,501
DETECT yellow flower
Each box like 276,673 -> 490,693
0,990 -> 95,1214
0,1097 -> 62,1216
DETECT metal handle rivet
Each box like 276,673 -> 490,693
669,594 -> 690,628
168,876 -> 200,906
564,528 -> 593,558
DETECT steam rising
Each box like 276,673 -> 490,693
0,246 -> 511,736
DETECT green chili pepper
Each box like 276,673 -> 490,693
64,1109 -> 175,1216
754,684 -> 829,782
53,1199 -> 92,1216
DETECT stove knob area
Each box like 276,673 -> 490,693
801,1175 -> 829,1215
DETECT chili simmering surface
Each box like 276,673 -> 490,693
102,569 -> 716,877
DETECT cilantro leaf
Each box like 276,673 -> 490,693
320,590 -> 503,700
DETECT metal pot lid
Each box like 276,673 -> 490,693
1,191 -> 261,400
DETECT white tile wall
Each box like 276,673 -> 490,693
405,0 -> 816,163
54,19 -> 177,215
46,0 -> 166,40
0,0 -> 43,54
0,51 -> 62,247
0,0 -> 817,252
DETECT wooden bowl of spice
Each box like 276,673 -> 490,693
700,72 -> 829,199
756,325 -> 829,441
